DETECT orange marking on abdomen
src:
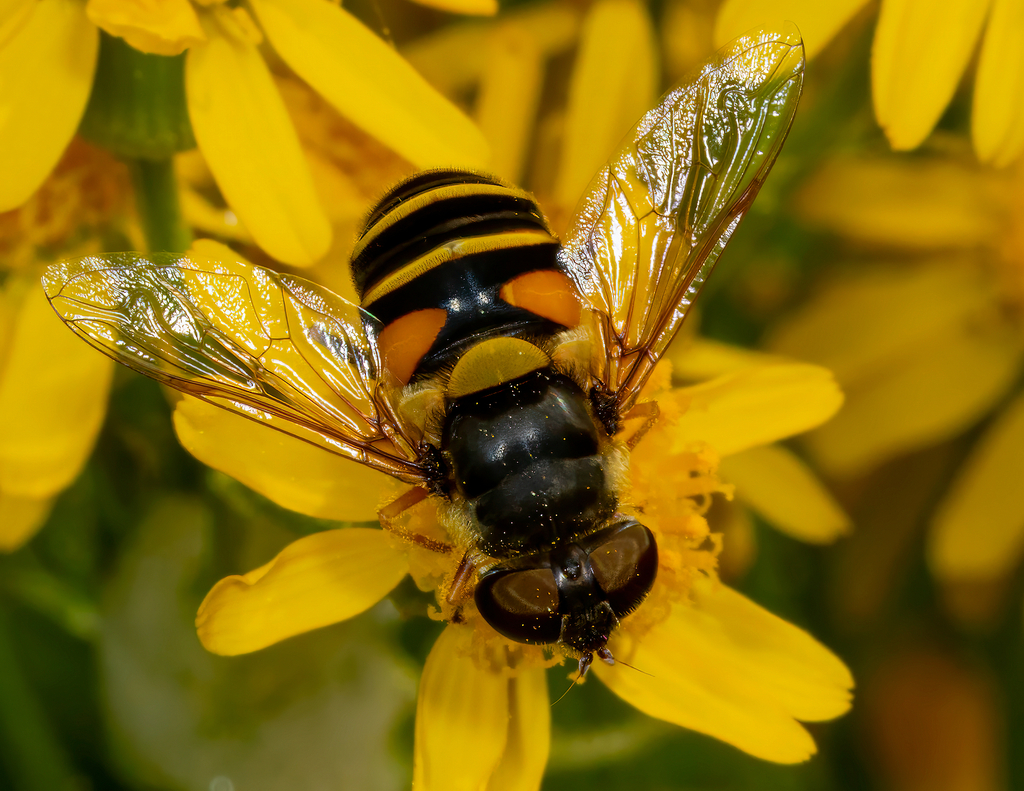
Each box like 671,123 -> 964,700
500,269 -> 582,328
378,308 -> 447,385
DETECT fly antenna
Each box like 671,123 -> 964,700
551,667 -> 585,707
615,657 -> 654,678
598,647 -> 653,678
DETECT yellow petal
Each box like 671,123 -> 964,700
401,19 -> 491,98
186,9 -> 331,266
552,0 -> 656,212
85,0 -> 204,56
486,656 -> 550,791
928,393 -> 1024,581
0,491 -> 53,552
187,237 -> 247,261
195,527 -> 408,655
661,0 -> 716,81
0,0 -> 98,211
476,23 -> 544,184
805,323 -> 1023,478
793,157 -> 1007,250
179,185 -> 252,243
596,579 -> 852,763
872,0 -> 991,150
403,3 -> 581,98
669,363 -> 844,456
414,625 -> 549,791
173,395 -> 392,522
0,279 -> 113,498
0,1 -> 34,42
410,0 -> 497,16
972,0 -> 1024,166
249,0 -> 489,170
668,337 -> 788,381
768,263 -> 993,384
714,0 -> 870,59
721,445 -> 851,544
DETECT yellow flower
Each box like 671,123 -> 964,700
768,149 -> 1024,597
669,337 -> 852,548
715,0 -> 1024,165
0,140 -> 124,551
0,0 -> 490,266
163,255 -> 851,784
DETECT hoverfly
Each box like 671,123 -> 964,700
44,29 -> 804,675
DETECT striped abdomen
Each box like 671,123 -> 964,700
351,170 -> 580,383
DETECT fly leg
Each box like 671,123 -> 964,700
621,400 -> 661,449
379,489 -> 478,624
444,552 -> 479,624
377,486 -> 453,555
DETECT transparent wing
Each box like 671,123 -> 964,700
43,252 -> 429,483
558,27 -> 805,413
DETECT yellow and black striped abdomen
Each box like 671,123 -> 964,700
352,170 -> 581,384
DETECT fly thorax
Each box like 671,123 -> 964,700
442,364 -> 616,559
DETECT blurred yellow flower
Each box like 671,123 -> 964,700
403,0 -> 653,228
168,296 -> 850,784
715,0 -> 1024,166
769,150 -> 1024,594
0,140 -> 127,551
0,0 -> 490,266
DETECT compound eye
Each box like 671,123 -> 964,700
587,521 -> 658,618
474,567 -> 562,645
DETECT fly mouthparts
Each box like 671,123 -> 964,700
577,645 -> 616,677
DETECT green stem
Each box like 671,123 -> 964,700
77,31 -> 195,253
0,606 -> 79,791
131,157 -> 192,253
79,32 -> 194,160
